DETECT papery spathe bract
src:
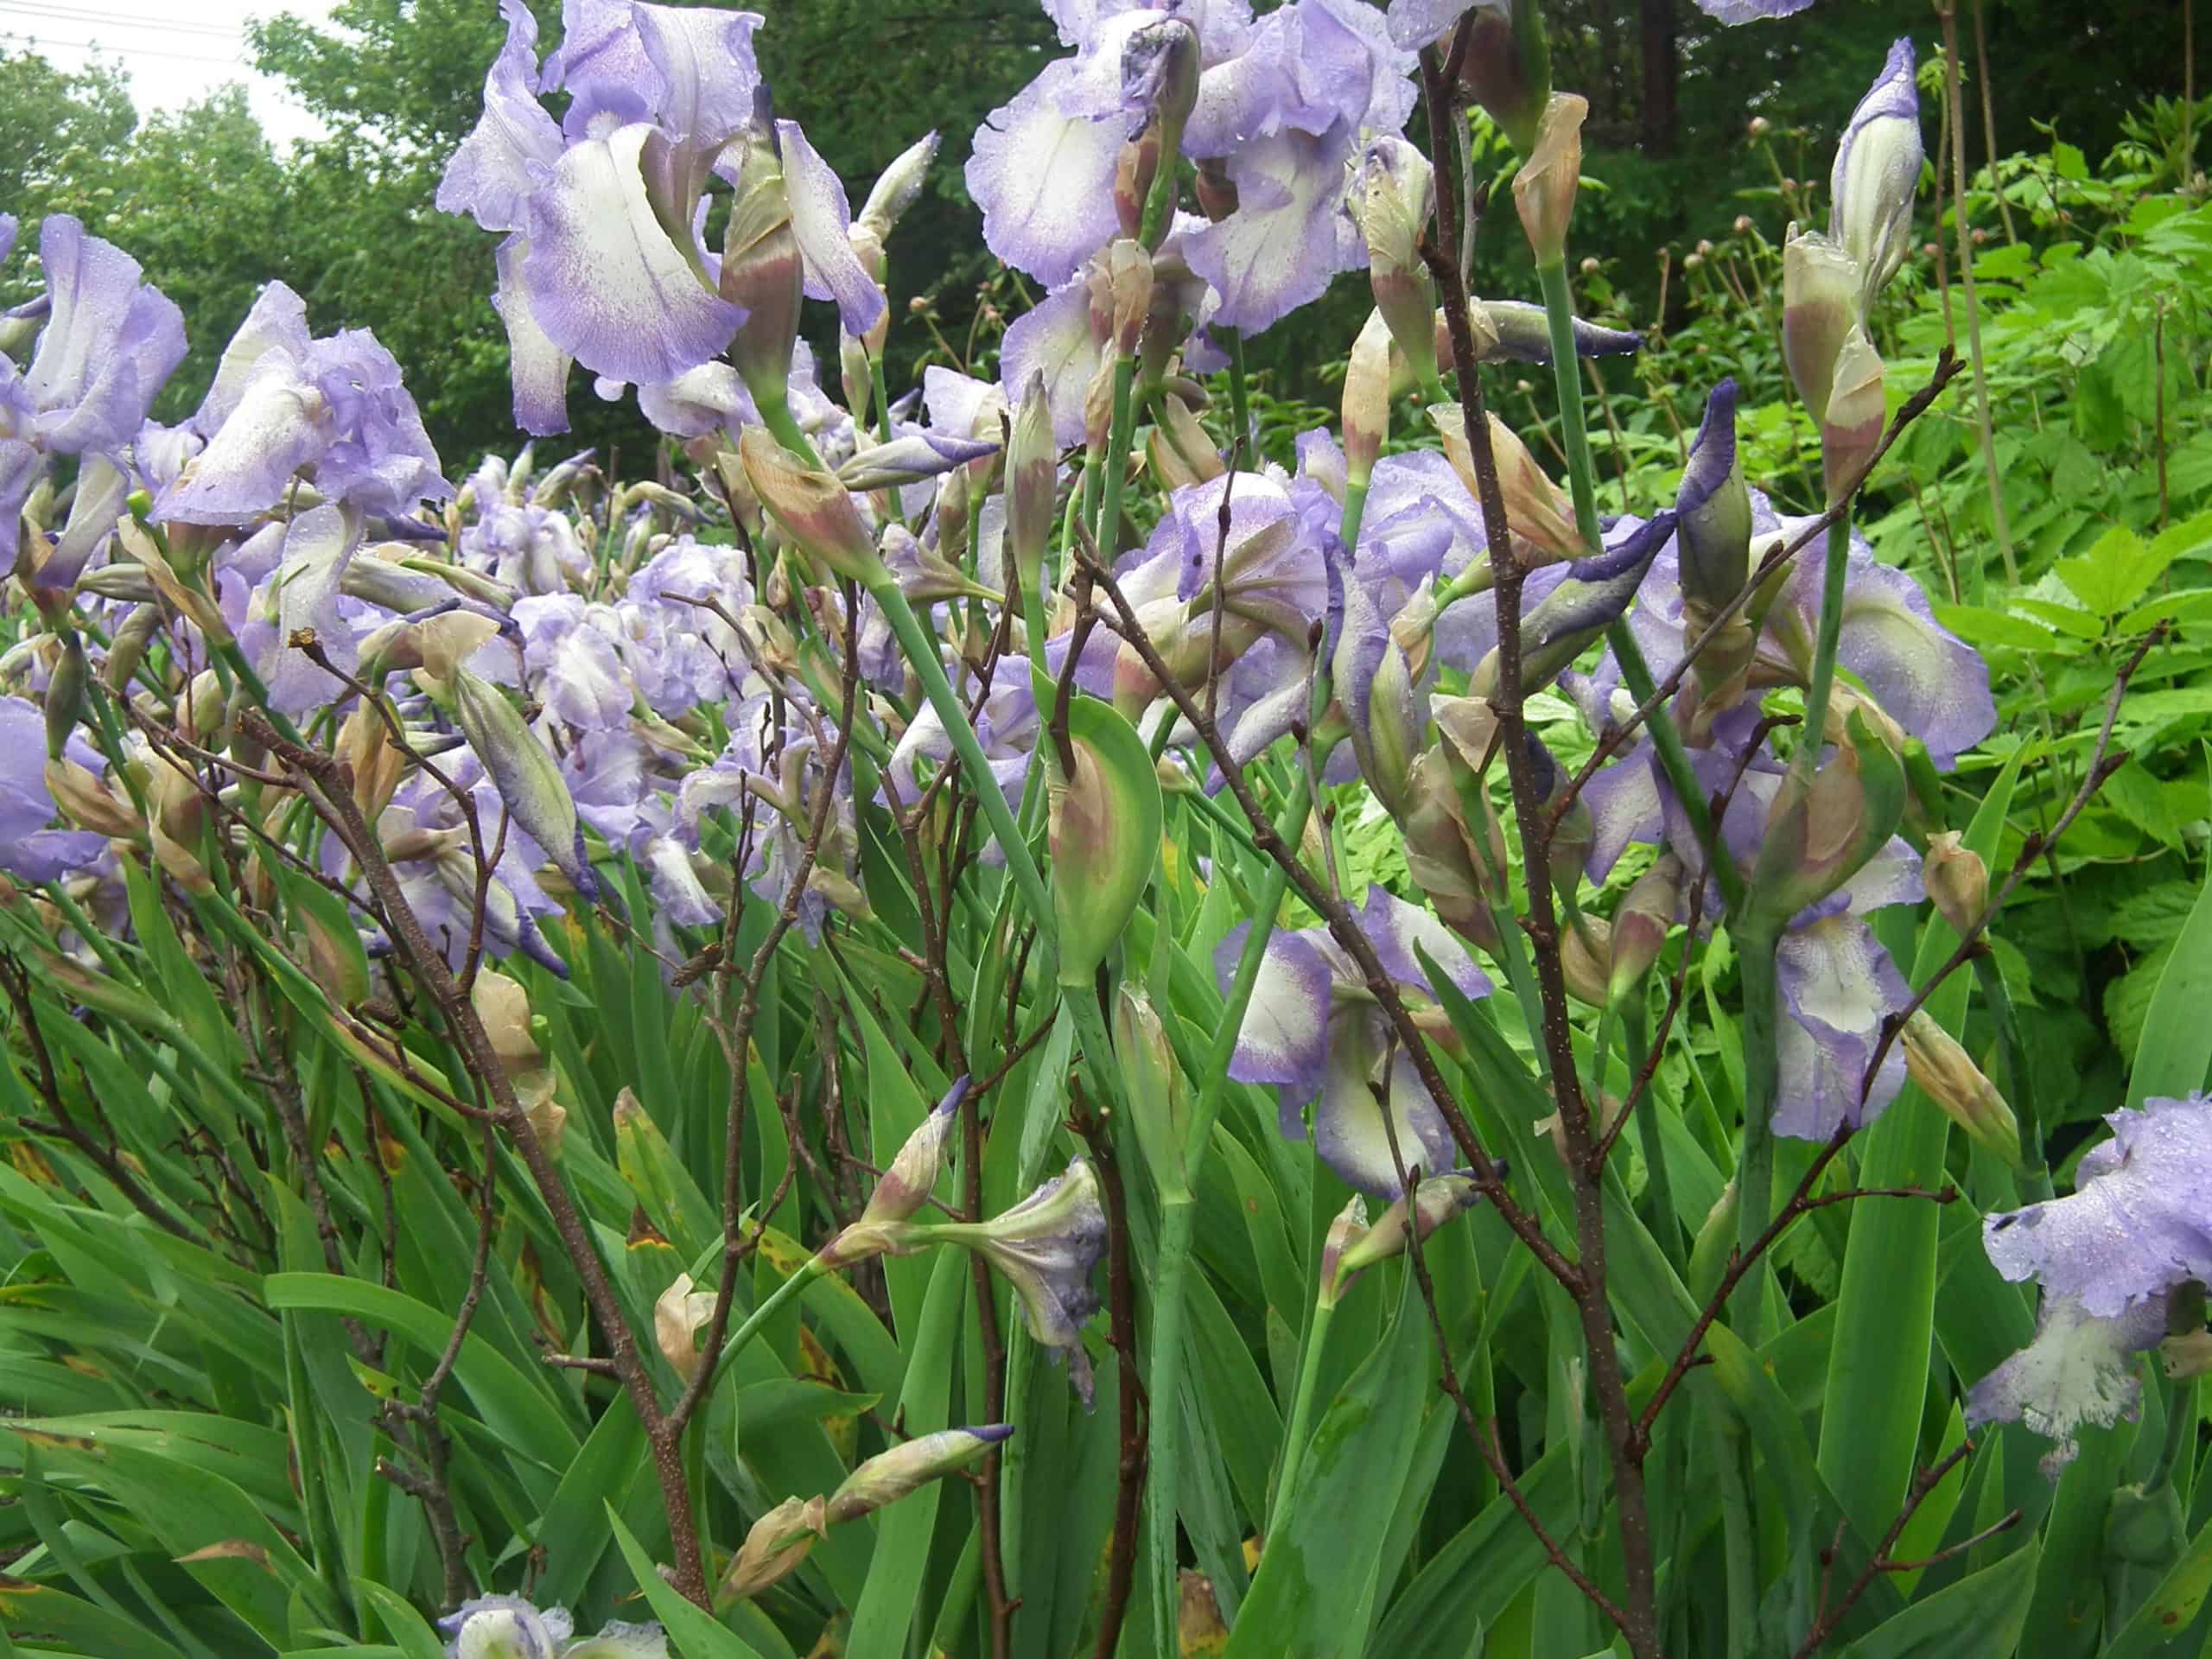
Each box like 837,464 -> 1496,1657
450,667 -> 601,905
738,426 -> 890,588
1512,92 -> 1587,264
1781,231 -> 1859,427
719,1495 -> 827,1602
1327,1168 -> 1496,1301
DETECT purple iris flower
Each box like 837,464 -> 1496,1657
436,1592 -> 666,1657
157,282 -> 448,525
615,537 -> 760,717
1969,1093 -> 2212,1474
462,495 -> 588,596
0,214 -> 186,577
0,696 -> 110,882
1222,886 -> 1491,1196
887,655 -> 1039,815
512,595 -> 638,732
1829,39 -> 1922,311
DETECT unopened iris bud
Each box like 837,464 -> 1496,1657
827,1425 -> 1014,1526
42,630 -> 87,761
1429,404 -> 1581,566
739,426 -> 890,588
1351,138 -> 1439,390
1688,1178 -> 1738,1304
855,130 -> 940,258
1821,325 -> 1885,505
1046,691 -> 1162,990
46,756 -> 137,839
720,1495 -> 828,1603
1453,0 -> 1552,155
1675,380 -> 1751,609
1559,914 -> 1610,1006
1608,853 -> 1684,1011
1328,1170 -> 1497,1301
1513,93 -> 1589,266
1400,746 -> 1506,957
1745,708 -> 1904,928
819,1077 -> 968,1269
1343,309 -> 1395,489
1900,1011 -> 2022,1169
1088,239 -> 1153,359
1465,299 -> 1631,366
1472,512 -> 1676,692
1150,392 -> 1223,491
1315,1196 -> 1369,1311
721,132 -> 805,405
1830,41 -> 1922,315
1115,987 -> 1192,1201
1005,372 -> 1058,605
1923,831 -> 1987,938
451,666 -> 601,903
1782,230 -> 1861,426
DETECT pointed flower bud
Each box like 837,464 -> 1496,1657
820,1077 -> 969,1270
1465,299 -> 1636,365
1821,325 -> 1885,505
1513,94 -> 1589,265
1088,239 -> 1154,359
1046,684 -> 1163,990
1004,371 -> 1058,605
1122,16 -> 1201,144
1451,0 -> 1552,154
1745,709 -> 1905,929
1399,746 -> 1506,957
721,1497 -> 828,1604
1675,380 -> 1751,610
1923,831 -> 1987,938
451,666 -> 601,902
45,756 -> 137,839
856,131 -> 941,251
1782,230 -> 1860,426
1608,852 -> 1685,1011
1428,404 -> 1581,566
1350,139 -> 1439,390
1830,40 -> 1922,315
1114,986 -> 1191,1202
1901,1011 -> 2022,1169
1315,1196 -> 1370,1312
1343,309 -> 1395,489
826,1426 -> 1014,1527
1328,1170 -> 1497,1302
739,426 -> 889,588
1474,512 -> 1677,693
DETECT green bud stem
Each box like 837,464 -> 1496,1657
1268,1298 -> 1336,1536
1096,355 -> 1141,556
704,1255 -> 827,1386
1731,921 -> 1781,1341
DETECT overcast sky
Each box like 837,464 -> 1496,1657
3,0 -> 339,148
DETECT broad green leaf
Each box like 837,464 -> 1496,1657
1838,1542 -> 2038,1658
2126,843 -> 2212,1105
607,1508 -> 765,1659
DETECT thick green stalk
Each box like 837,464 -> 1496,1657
1973,952 -> 2050,1202
1095,356 -> 1141,553
868,581 -> 1052,930
1340,479 -> 1370,554
759,389 -> 823,469
1789,515 -> 1854,795
1146,779 -> 1315,1649
1268,1299 -> 1336,1535
1223,326 -> 1252,463
1731,924 -> 1780,1339
1532,257 -> 1744,914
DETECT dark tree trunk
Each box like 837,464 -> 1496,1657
1640,0 -> 1678,156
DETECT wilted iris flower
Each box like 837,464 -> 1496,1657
439,1594 -> 666,1658
1969,1094 -> 2212,1473
1223,886 -> 1491,1197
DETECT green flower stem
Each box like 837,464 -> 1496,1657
1147,775 -> 1315,1649
1973,953 -> 2050,1203
1340,478 -> 1370,554
1789,513 -> 1854,796
1223,326 -> 1252,465
869,353 -> 897,451
1096,355 -> 1141,553
1731,923 -> 1781,1340
1530,257 -> 1743,915
1268,1297 -> 1336,1535
705,1255 -> 826,1383
868,580 -> 1052,931
1624,1008 -> 1682,1263
212,639 -> 306,751
760,389 -> 823,470
1707,1399 -> 1761,1659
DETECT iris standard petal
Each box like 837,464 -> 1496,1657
435,0 -> 563,237
1217,923 -> 1337,1102
998,281 -> 1103,448
522,123 -> 746,387
968,59 -> 1126,287
1771,912 -> 1911,1140
777,120 -> 888,337
1182,121 -> 1363,334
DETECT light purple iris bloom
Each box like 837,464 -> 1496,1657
157,282 -> 448,525
1968,1093 -> 2212,1474
888,655 -> 1039,814
1222,886 -> 1490,1196
513,595 -> 639,732
615,536 -> 760,717
0,214 -> 187,575
0,696 -> 110,882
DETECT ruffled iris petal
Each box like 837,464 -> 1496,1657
1772,912 -> 1911,1140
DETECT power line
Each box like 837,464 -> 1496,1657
1,30 -> 248,67
0,1 -> 241,40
